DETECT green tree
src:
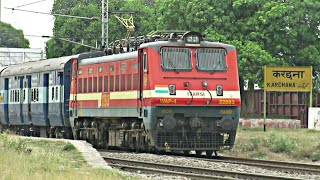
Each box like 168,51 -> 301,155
156,0 -> 319,114
0,22 -> 29,48
46,0 -> 156,58
46,1 -> 101,58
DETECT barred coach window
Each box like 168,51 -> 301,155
196,48 -> 227,71
161,47 -> 191,71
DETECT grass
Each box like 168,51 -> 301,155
221,127 -> 320,162
0,133 -> 136,180
2,128 -> 319,179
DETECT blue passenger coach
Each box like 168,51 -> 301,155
0,56 -> 74,137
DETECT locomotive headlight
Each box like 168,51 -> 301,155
202,81 -> 208,88
168,84 -> 176,95
186,35 -> 200,44
216,85 -> 223,96
159,119 -> 164,127
184,82 -> 190,89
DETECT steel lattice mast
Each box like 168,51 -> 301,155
101,0 -> 108,49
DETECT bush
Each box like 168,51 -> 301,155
268,134 -> 297,153
62,143 -> 76,151
0,133 -> 29,154
234,137 -> 261,152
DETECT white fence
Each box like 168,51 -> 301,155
0,48 -> 46,65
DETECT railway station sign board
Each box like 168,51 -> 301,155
263,66 -> 313,132
264,66 -> 312,92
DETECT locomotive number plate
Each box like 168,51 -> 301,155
220,110 -> 233,114
219,99 -> 235,105
160,98 -> 177,104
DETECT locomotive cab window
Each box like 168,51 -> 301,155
161,47 -> 192,71
196,48 -> 227,71
143,53 -> 148,72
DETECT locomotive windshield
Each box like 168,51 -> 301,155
161,47 -> 192,71
196,48 -> 227,71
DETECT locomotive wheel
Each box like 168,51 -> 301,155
183,150 -> 190,155
206,150 -> 213,158
195,150 -> 203,157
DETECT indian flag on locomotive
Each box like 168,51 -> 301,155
155,85 -> 169,93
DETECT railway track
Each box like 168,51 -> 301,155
103,156 -> 304,180
100,149 -> 320,175
208,156 -> 320,175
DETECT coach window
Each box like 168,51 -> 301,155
88,77 -> 93,93
104,76 -> 109,92
52,87 -> 55,100
98,77 -> 103,92
110,65 -> 114,72
121,64 -> 126,71
115,75 -> 119,91
23,89 -> 26,102
121,75 -> 126,91
93,77 -> 97,92
55,87 -> 58,100
133,63 -> 138,69
143,53 -> 148,72
36,89 -> 39,101
127,74 -> 132,90
31,89 -> 34,102
83,78 -> 87,93
78,78 -> 83,93
110,76 -> 114,92
14,90 -> 17,102
98,67 -> 103,73
78,69 -> 83,75
133,73 -> 139,90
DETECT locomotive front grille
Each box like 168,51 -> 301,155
154,132 -> 235,150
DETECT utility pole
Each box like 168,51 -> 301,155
101,0 -> 108,49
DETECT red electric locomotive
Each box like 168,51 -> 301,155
70,31 -> 241,156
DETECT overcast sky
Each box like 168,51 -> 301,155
1,0 -> 54,50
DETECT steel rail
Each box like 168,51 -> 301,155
104,157 -> 303,180
205,156 -> 320,175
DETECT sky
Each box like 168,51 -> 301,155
1,0 -> 54,50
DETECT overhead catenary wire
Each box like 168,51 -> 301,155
0,33 -> 99,49
5,7 -> 99,20
0,32 -> 100,40
15,0 -> 48,8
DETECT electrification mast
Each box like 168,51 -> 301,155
101,0 -> 108,49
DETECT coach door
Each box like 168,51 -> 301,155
22,75 -> 32,125
138,48 -> 148,117
43,73 -> 50,126
71,59 -> 78,118
18,76 -> 24,124
3,78 -> 9,124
